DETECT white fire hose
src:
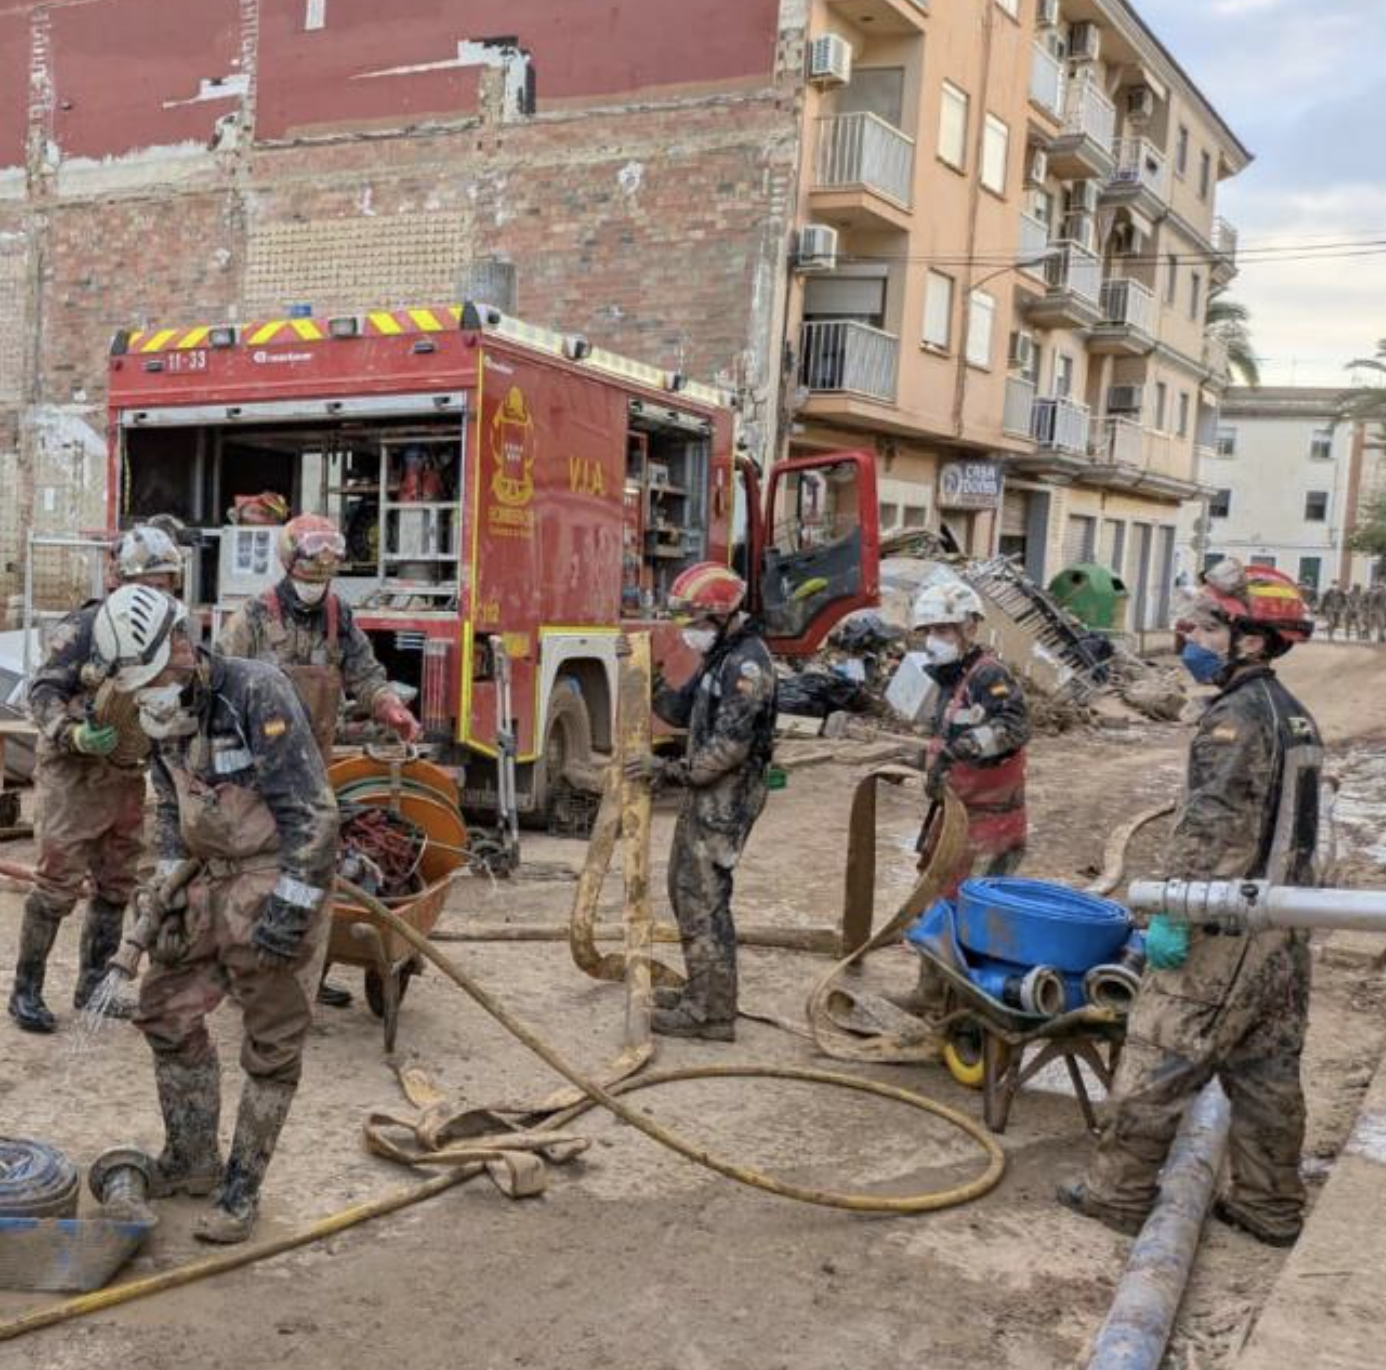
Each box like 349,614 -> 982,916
1128,879 -> 1386,935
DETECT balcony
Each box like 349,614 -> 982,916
1029,42 -> 1065,122
1105,137 -> 1169,216
1203,331 -> 1232,386
1090,278 -> 1156,355
1032,396 -> 1091,455
1018,213 -> 1052,284
824,0 -> 928,33
1212,216 -> 1238,283
1089,420 -> 1193,494
1003,375 -> 1037,439
1047,80 -> 1117,181
811,112 -> 915,232
799,319 -> 899,405
1021,239 -> 1103,329
1094,415 -> 1144,467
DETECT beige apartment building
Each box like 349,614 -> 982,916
784,0 -> 1247,637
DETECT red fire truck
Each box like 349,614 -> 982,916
106,302 -> 879,814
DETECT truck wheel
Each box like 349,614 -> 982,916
526,678 -> 594,826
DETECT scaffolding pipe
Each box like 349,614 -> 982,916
1129,879 -> 1386,935
1085,1083 -> 1231,1370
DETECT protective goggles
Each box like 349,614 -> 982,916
294,530 -> 346,561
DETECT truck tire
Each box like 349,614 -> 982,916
526,677 -> 594,826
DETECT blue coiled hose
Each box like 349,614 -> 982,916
0,1137 -> 80,1218
955,877 -> 1132,973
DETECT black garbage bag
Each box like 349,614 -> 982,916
777,670 -> 870,718
831,611 -> 902,655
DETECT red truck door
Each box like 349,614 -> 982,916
744,449 -> 879,656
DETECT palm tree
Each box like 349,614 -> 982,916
1205,285 -> 1260,388
1338,339 -> 1386,438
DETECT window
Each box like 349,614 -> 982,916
1189,270 -> 1203,322
902,504 -> 928,529
1198,150 -> 1212,200
938,83 -> 970,171
1299,556 -> 1323,590
1216,426 -> 1237,457
1155,381 -> 1169,431
1209,488 -> 1231,519
1309,428 -> 1334,460
1175,125 -> 1189,177
966,290 -> 996,368
981,114 -> 1009,194
1177,391 -> 1191,438
1165,253 -> 1178,304
1054,352 -> 1074,398
1305,491 -> 1329,522
879,501 -> 900,531
1203,551 -> 1224,572
922,271 -> 954,350
1250,555 -> 1277,569
841,67 -> 906,128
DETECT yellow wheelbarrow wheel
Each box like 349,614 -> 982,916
943,1025 -> 986,1090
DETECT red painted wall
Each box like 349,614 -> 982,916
0,10 -> 29,171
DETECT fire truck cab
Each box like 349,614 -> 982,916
107,303 -> 879,814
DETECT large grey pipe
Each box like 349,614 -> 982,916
1128,879 -> 1386,934
1085,1084 -> 1231,1370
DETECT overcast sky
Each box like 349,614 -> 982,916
1151,0 -> 1386,385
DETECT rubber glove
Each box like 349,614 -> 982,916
623,753 -> 667,786
71,720 -> 119,756
252,893 -> 313,970
374,694 -> 422,743
1145,914 -> 1190,971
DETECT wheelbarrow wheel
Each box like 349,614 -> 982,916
364,964 -> 414,1020
943,1023 -> 987,1090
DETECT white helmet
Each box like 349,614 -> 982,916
92,586 -> 188,691
115,525 -> 182,583
910,580 -> 984,629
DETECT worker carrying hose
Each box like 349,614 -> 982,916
217,511 -> 420,1008
624,563 -> 777,1042
94,584 -> 338,1245
8,524 -> 183,1035
1059,560 -> 1321,1247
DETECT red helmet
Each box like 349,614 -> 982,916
1190,560 -> 1313,654
668,562 -> 747,619
277,514 -> 346,582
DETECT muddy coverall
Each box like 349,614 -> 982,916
1318,586 -> 1344,640
217,580 -> 391,764
16,602 -> 146,1013
135,652 -> 337,1236
1082,665 -> 1322,1241
1343,587 -> 1365,640
925,647 -> 1031,897
652,627 -> 778,1025
1369,584 -> 1386,642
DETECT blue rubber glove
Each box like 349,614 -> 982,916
1145,914 -> 1190,971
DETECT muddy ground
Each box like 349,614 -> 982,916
1,642 -> 1384,1370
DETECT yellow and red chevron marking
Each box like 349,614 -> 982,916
122,305 -> 466,354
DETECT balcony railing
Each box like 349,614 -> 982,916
1029,42 -> 1065,119
1096,416 -> 1143,466
1203,331 -> 1231,379
1062,79 -> 1117,150
1110,137 -> 1169,202
814,112 -> 915,209
1019,213 -> 1051,275
1004,375 -> 1037,438
1044,239 -> 1102,307
800,319 -> 899,403
1032,395 -> 1091,455
1099,277 -> 1155,333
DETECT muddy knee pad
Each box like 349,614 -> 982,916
23,887 -> 77,925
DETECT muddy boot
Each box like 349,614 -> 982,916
315,976 -> 353,1009
652,955 -> 736,1042
654,986 -> 684,1011
195,1078 -> 295,1245
8,897 -> 62,1034
1055,1180 -> 1148,1237
149,1056 -> 224,1198
74,898 -> 134,1018
1212,1195 -> 1301,1248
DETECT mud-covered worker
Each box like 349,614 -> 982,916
913,580 -> 1030,895
8,524 -> 184,1034
97,584 -> 338,1245
1318,581 -> 1344,641
1059,561 -> 1320,1247
623,563 -> 777,1043
1344,583 -> 1365,639
217,512 -> 419,1008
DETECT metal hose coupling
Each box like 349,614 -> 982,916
88,1148 -> 157,1227
1083,963 -> 1142,1013
971,962 -> 1067,1016
1129,879 -> 1386,935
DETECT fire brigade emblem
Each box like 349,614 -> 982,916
491,387 -> 536,508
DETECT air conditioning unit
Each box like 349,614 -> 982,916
1068,22 -> 1101,64
1067,178 -> 1100,215
1125,86 -> 1155,121
1037,0 -> 1060,29
1025,145 -> 1050,187
795,223 -> 839,272
1107,384 -> 1144,414
1009,330 -> 1038,373
1113,221 -> 1147,256
806,34 -> 852,88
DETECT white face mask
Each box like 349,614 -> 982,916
682,628 -> 718,654
923,634 -> 961,666
136,682 -> 198,739
293,578 -> 328,605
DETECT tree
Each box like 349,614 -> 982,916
1205,286 -> 1260,388
1337,338 -> 1386,439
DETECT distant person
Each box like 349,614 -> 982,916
1344,584 -> 1365,640
1319,581 -> 1344,640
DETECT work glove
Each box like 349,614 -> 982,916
945,732 -> 982,763
71,720 -> 119,757
374,694 -> 422,743
251,893 -> 314,971
151,913 -> 191,967
1145,914 -> 1190,971
623,753 -> 668,786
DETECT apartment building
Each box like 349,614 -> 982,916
787,0 -> 1248,639
1176,388 -> 1382,592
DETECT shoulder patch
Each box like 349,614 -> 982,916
988,681 -> 1011,698
1209,724 -> 1239,744
263,717 -> 288,739
739,660 -> 763,681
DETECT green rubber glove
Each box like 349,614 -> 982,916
71,721 -> 119,757
1145,914 -> 1190,971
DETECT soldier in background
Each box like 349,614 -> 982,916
1344,583 -> 1365,640
1318,581 -> 1344,640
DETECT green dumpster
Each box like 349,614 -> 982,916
1048,562 -> 1129,633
